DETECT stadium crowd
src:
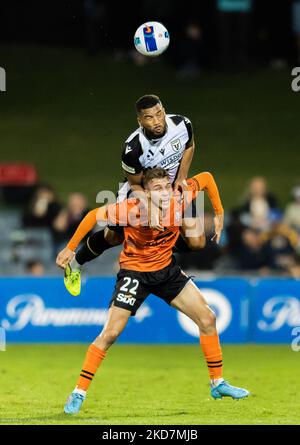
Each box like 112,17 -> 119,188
178,176 -> 300,278
0,175 -> 300,277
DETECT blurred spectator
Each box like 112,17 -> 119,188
292,0 -> 300,63
22,184 -> 62,229
262,222 -> 299,272
284,185 -> 300,233
216,0 -> 253,68
25,260 -> 45,276
52,192 -> 89,249
176,22 -> 204,79
236,227 -> 274,274
238,176 -> 280,231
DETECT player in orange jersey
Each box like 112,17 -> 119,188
57,168 -> 249,413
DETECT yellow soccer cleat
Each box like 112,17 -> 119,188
64,264 -> 81,296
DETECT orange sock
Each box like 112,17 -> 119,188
200,333 -> 223,381
76,343 -> 106,391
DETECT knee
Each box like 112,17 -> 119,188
98,327 -> 121,347
104,228 -> 123,246
185,235 -> 206,251
197,308 -> 216,334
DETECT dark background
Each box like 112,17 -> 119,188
0,0 -> 296,64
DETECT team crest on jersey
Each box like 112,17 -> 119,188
171,139 -> 182,152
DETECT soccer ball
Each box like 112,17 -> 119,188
134,22 -> 170,57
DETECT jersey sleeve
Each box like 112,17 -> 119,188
67,200 -> 140,250
183,116 -> 194,148
67,206 -> 108,251
121,136 -> 143,175
186,172 -> 224,215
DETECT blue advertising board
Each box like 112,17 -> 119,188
249,278 -> 300,343
0,276 -> 299,344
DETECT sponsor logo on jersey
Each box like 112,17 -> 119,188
171,139 -> 182,152
159,148 -> 165,156
160,152 -> 182,169
116,293 -> 136,306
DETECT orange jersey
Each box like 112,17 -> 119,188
67,172 -> 223,272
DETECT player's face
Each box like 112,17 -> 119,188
138,104 -> 167,137
146,177 -> 172,209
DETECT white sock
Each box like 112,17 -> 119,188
211,378 -> 224,387
73,387 -> 86,397
70,257 -> 82,272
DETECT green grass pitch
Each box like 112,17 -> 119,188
0,344 -> 299,425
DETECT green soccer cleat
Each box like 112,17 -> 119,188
211,380 -> 250,400
64,264 -> 81,296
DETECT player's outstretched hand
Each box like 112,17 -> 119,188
56,247 -> 75,269
174,178 -> 188,194
211,213 -> 224,244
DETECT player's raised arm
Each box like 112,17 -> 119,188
191,171 -> 224,244
55,206 -> 108,269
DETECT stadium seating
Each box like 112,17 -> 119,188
0,163 -> 38,205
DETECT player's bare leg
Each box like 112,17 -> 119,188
180,217 -> 206,250
64,305 -> 130,414
93,305 -> 131,351
171,281 -> 249,400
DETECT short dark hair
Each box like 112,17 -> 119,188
135,94 -> 162,113
142,167 -> 169,187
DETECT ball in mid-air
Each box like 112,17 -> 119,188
134,22 -> 170,57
